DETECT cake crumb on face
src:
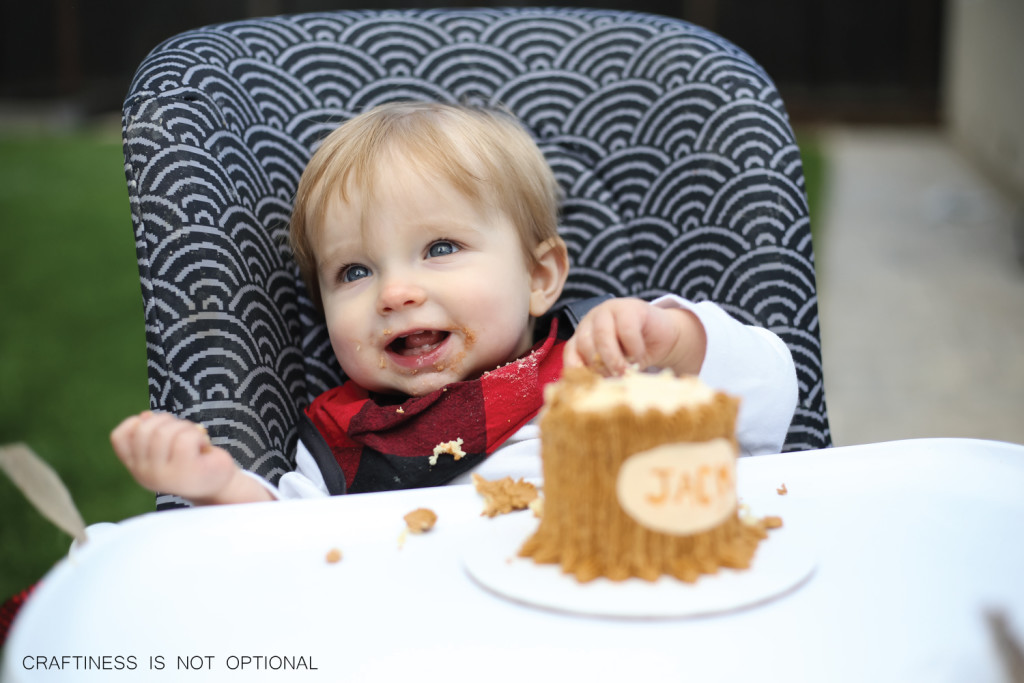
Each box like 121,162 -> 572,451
472,473 -> 538,517
404,507 -> 437,534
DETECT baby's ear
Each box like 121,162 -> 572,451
529,237 -> 569,317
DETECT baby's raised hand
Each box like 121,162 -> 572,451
563,297 -> 706,377
110,411 -> 269,505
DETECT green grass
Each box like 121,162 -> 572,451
796,130 -> 827,253
0,126 -> 154,602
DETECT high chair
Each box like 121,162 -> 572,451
121,7 -> 831,509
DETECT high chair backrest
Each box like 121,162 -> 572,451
122,8 -> 830,507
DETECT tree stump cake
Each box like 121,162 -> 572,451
519,368 -> 772,583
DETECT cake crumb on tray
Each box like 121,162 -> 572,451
404,507 -> 438,534
398,508 -> 438,549
472,473 -> 538,517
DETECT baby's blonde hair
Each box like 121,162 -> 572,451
290,101 -> 562,307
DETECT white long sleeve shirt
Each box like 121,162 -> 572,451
251,295 -> 797,500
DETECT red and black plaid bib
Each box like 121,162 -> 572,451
305,319 -> 565,493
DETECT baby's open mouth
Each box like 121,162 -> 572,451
388,330 -> 451,357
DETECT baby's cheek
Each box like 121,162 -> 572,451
330,339 -> 363,377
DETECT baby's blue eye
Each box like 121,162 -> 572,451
427,240 -> 459,258
341,264 -> 371,283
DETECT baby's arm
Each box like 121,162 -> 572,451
110,412 -> 274,505
563,297 -> 707,376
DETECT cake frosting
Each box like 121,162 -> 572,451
567,369 -> 715,413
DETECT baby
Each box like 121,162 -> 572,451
111,101 -> 797,504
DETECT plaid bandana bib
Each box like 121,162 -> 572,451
304,319 -> 565,493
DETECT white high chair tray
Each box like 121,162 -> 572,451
5,439 -> 1024,683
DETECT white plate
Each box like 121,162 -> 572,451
462,511 -> 816,619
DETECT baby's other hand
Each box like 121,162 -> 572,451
563,297 -> 706,377
110,411 -> 241,504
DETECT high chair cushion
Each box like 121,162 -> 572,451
121,8 -> 830,508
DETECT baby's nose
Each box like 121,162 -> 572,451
378,278 -> 426,314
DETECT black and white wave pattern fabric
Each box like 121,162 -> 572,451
122,8 -> 830,507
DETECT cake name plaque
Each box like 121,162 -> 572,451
616,438 -> 737,535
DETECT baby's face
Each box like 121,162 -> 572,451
315,165 -> 537,397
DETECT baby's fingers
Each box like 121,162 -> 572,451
125,411 -> 181,470
169,420 -> 213,462
110,411 -> 155,467
562,335 -> 586,369
564,320 -> 608,373
110,415 -> 138,463
584,309 -> 624,374
124,414 -> 203,471
609,306 -> 648,370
